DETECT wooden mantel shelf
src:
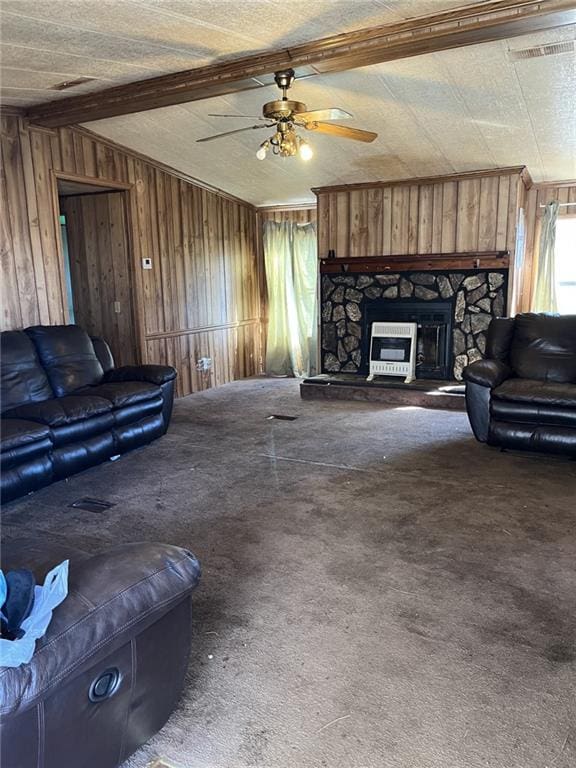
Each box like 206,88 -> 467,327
319,251 -> 509,273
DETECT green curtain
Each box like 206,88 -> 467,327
263,220 -> 318,377
532,201 -> 559,313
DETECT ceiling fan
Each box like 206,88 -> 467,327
197,69 -> 377,161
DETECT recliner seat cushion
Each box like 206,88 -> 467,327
492,378 -> 576,408
25,325 -> 104,396
3,397 -> 115,448
1,419 -> 51,452
113,396 -> 163,427
75,381 -> 160,408
1,419 -> 53,486
491,400 -> 576,428
3,395 -> 112,427
0,331 -> 53,412
509,313 -> 576,383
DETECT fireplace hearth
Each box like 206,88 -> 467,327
320,269 -> 508,380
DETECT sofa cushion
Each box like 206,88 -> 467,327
485,318 -> 515,362
114,396 -> 163,427
1,419 -> 51,452
25,325 -> 104,396
510,313 -> 576,383
90,336 -> 115,373
0,331 -> 53,412
75,381 -> 161,408
491,400 -> 576,428
492,378 -> 576,408
1,420 -> 53,471
3,395 -> 112,428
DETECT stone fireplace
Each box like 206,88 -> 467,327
320,269 -> 508,380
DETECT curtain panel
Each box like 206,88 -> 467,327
263,220 -> 318,378
532,201 -> 559,313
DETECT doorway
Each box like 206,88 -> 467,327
57,177 -> 137,367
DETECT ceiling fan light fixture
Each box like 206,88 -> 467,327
256,140 -> 269,160
299,139 -> 313,161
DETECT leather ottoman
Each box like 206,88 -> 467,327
0,539 -> 201,768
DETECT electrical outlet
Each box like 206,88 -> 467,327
113,301 -> 121,314
142,257 -> 152,270
196,357 -> 212,372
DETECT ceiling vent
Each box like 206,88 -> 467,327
51,77 -> 96,91
509,40 -> 575,61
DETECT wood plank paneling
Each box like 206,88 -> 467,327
316,170 -> 523,263
1,116 -> 264,397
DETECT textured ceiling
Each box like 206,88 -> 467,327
1,2 -> 575,205
0,0 -> 477,105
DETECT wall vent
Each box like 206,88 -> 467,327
509,40 -> 575,61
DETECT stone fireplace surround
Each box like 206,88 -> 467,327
320,269 -> 508,380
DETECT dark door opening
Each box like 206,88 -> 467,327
57,180 -> 137,367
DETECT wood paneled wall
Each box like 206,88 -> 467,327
0,116 -> 264,397
520,182 -> 576,312
315,170 -> 525,260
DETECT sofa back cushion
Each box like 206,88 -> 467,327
0,331 -> 54,412
486,318 -> 515,362
510,313 -> 576,383
25,325 -> 104,396
90,336 -> 115,373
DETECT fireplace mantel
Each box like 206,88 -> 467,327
320,251 -> 509,274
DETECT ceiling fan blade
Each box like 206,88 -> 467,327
197,124 -> 271,142
207,114 -> 266,119
305,122 -> 377,143
296,108 -> 352,122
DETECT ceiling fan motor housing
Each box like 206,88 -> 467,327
262,99 -> 307,121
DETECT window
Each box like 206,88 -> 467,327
555,217 -> 576,314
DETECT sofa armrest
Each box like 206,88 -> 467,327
104,364 -> 177,386
463,359 -> 512,389
0,542 -> 200,717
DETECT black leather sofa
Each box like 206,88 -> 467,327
1,325 -> 177,503
0,537 -> 201,768
463,313 -> 576,456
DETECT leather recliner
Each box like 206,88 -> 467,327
0,537 -> 201,768
463,313 -> 576,456
1,325 -> 177,503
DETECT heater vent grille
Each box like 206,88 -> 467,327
372,322 -> 414,337
509,40 -> 575,60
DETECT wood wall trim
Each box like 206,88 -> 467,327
320,252 -> 510,272
145,318 -> 262,340
257,203 -> 317,213
25,1 -> 576,126
519,166 -> 534,189
531,178 -> 576,188
53,170 -> 133,191
312,166 -> 527,195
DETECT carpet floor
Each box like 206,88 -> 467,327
3,378 -> 576,768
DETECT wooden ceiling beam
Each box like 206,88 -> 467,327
26,0 -> 576,128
